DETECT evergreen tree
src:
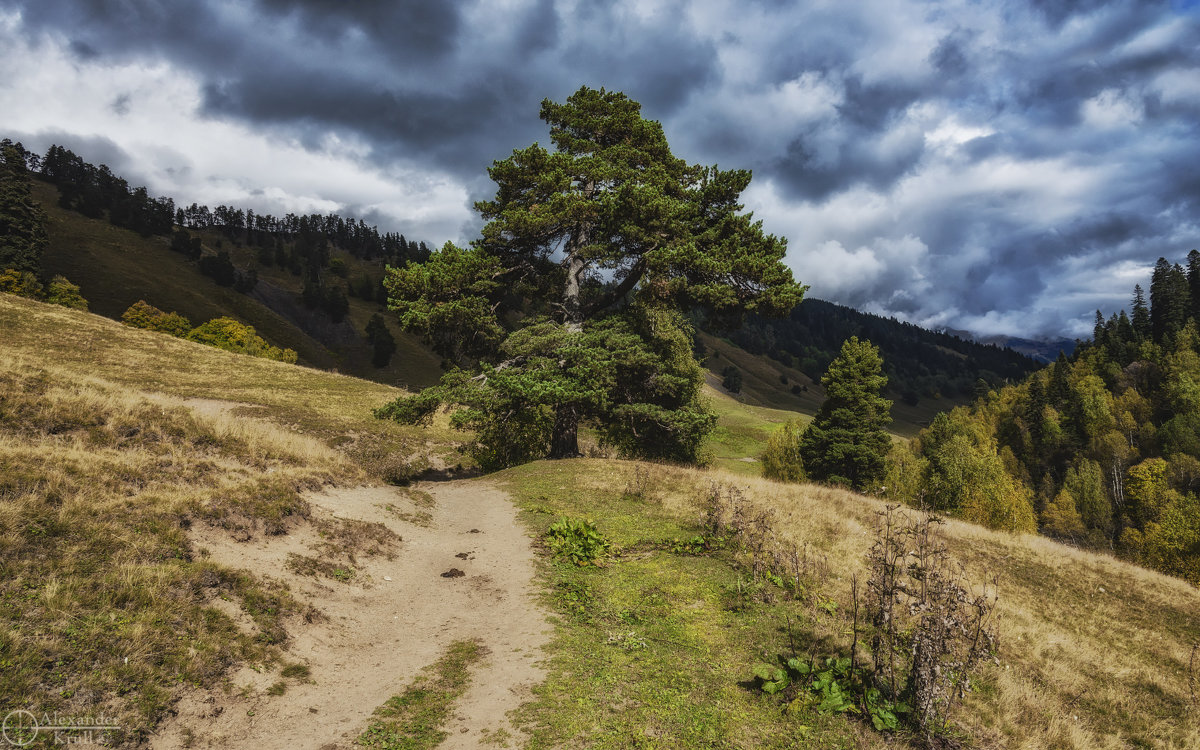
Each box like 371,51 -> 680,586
797,336 -> 892,491
0,140 -> 49,274
376,86 -> 804,468
720,365 -> 743,394
1150,257 -> 1190,343
365,313 -> 396,368
1131,284 -> 1151,341
1188,249 -> 1200,321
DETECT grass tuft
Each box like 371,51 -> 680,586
357,639 -> 486,749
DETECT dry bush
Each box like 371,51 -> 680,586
863,506 -> 998,745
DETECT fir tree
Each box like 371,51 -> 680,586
1150,257 -> 1190,344
1131,284 -> 1151,341
798,336 -> 892,491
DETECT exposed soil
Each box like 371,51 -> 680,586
152,480 -> 550,749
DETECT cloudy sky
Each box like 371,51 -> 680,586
2,0 -> 1198,339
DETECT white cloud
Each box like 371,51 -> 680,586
0,15 -> 473,242
1081,88 -> 1144,129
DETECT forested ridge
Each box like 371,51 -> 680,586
888,250 -> 1200,583
729,299 -> 1040,406
1,138 -> 431,371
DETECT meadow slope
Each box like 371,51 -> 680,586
2,293 -> 1198,748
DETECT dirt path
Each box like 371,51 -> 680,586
152,480 -> 551,749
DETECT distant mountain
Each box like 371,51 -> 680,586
944,329 -> 1077,363
722,299 -> 1043,412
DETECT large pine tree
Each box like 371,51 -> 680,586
377,87 -> 805,468
1150,257 -> 1191,343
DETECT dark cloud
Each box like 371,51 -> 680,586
253,0 -> 462,59
7,129 -> 137,177
110,93 -> 130,116
3,0 -> 1199,338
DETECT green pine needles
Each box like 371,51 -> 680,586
375,86 -> 805,470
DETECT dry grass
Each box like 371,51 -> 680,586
0,293 -> 462,474
0,342 -> 361,741
0,293 -> 464,744
535,459 -> 1200,749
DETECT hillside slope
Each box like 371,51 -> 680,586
31,179 -> 443,388
3,292 -> 1196,749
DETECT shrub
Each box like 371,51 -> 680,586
186,317 -> 298,363
121,300 -> 193,337
865,506 -> 998,744
0,268 -> 42,298
761,419 -> 805,483
44,275 -> 88,310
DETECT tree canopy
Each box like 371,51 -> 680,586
888,249 -> 1200,577
376,86 -> 806,468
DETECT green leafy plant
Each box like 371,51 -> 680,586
669,535 -> 713,555
751,655 -> 909,732
546,517 -> 610,566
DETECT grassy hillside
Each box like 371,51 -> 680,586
3,292 -> 1196,748
700,332 -> 955,438
31,178 -> 442,389
501,460 -> 1200,749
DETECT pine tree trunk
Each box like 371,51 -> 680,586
549,403 -> 580,458
563,252 -> 585,332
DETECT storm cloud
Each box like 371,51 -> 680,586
1,0 -> 1197,338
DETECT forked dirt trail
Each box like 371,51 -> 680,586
153,480 -> 551,750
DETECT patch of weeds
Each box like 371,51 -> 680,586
281,663 -> 311,681
198,477 -> 314,538
751,655 -> 909,732
382,505 -> 433,527
286,553 -> 357,583
479,726 -> 513,747
348,441 -> 431,485
402,488 -> 436,508
312,517 -> 400,562
723,575 -> 778,611
357,640 -> 485,750
605,630 -> 649,651
266,681 -> 288,696
379,488 -> 436,527
621,465 -> 652,501
669,534 -> 715,555
545,517 -> 611,566
551,577 -> 594,622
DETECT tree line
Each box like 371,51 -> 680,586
883,250 -> 1200,583
0,140 -> 88,311
3,137 -> 434,367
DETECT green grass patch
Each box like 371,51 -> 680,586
357,639 -> 486,749
499,460 -> 883,749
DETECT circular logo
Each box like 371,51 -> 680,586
1,710 -> 38,747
